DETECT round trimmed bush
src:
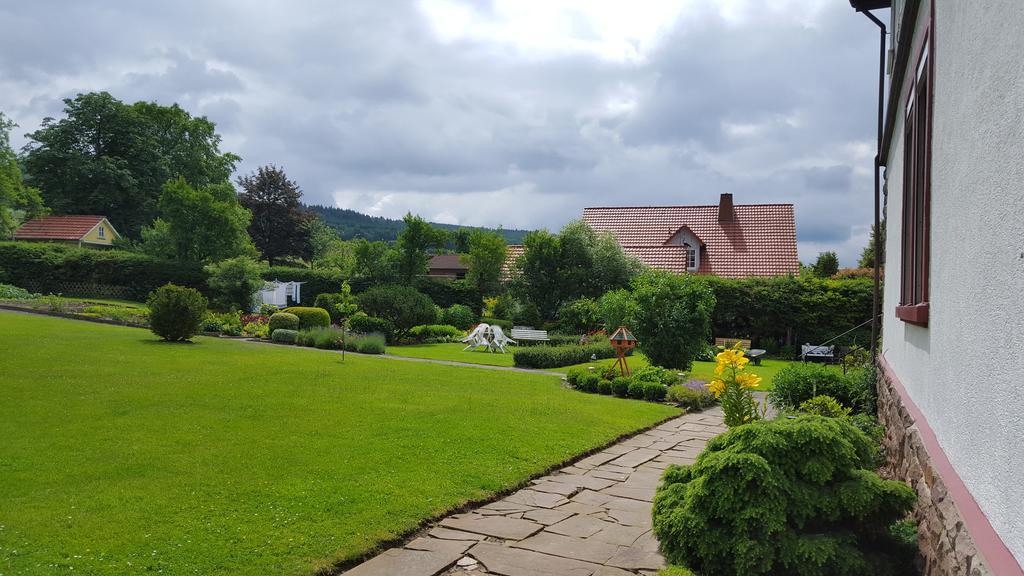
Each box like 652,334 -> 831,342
147,283 -> 208,342
799,395 -> 852,418
597,379 -> 614,395
268,312 -> 300,334
612,376 -> 632,397
643,382 -> 668,402
282,306 -> 331,330
578,373 -> 601,393
627,380 -> 646,399
566,367 -> 586,387
271,328 -> 298,344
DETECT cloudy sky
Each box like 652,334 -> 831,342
0,0 -> 887,266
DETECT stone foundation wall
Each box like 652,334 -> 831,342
877,363 -> 992,576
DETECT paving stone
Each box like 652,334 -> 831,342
457,556 -> 478,567
594,464 -> 636,475
593,567 -> 635,576
468,541 -> 598,576
544,474 -> 616,491
599,484 -> 654,502
601,443 -> 635,455
600,494 -> 653,513
503,489 -> 569,509
605,547 -> 666,571
522,508 -> 574,526
609,448 -> 660,468
576,451 -> 621,468
512,531 -> 623,564
587,469 -> 630,482
654,455 -> 695,466
620,436 -> 656,448
571,489 -> 612,507
590,523 -> 649,546
429,527 -> 487,541
546,514 -> 616,538
604,508 -> 653,528
345,547 -> 461,576
408,537 -> 475,555
528,482 -> 581,496
648,440 -> 678,451
440,515 -> 544,540
555,501 -> 607,516
633,530 -> 660,552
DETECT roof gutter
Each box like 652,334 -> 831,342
879,0 -> 921,164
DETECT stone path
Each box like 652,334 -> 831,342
343,407 -> 726,576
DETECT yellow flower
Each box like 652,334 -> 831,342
706,379 -> 726,398
714,363 -> 725,377
735,372 -> 763,389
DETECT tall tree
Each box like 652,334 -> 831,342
22,92 -> 238,237
353,238 -> 400,284
812,251 -> 840,278
858,220 -> 886,269
0,112 -> 45,238
236,165 -> 313,265
514,230 -> 563,321
462,229 -> 507,296
395,213 -> 449,282
148,177 -> 256,263
308,218 -> 356,274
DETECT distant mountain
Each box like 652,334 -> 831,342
307,205 -> 531,245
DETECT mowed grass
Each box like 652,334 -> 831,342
0,313 -> 678,576
386,342 -> 516,367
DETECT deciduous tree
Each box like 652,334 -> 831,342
149,177 -> 256,263
0,112 -> 46,238
463,229 -> 507,296
395,213 -> 449,282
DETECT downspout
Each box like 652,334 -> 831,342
862,10 -> 886,359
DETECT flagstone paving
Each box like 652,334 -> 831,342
342,407 -> 725,576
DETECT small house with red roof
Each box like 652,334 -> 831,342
582,193 -> 799,278
13,215 -> 121,248
427,253 -> 469,280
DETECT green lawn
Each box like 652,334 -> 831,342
0,312 -> 678,576
387,342 -> 516,367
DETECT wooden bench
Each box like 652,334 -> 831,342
511,327 -> 550,343
801,343 -> 835,362
714,337 -> 766,365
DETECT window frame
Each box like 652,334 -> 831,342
98,225 -> 106,239
896,25 -> 933,327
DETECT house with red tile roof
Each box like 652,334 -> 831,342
427,253 -> 468,280
13,215 -> 121,248
582,193 -> 799,278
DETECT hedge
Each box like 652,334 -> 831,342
0,242 -> 207,300
282,306 -> 331,330
413,277 -> 481,314
513,342 -> 619,369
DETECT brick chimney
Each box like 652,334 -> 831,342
718,193 -> 735,222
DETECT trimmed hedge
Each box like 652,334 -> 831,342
0,242 -> 207,300
268,312 -> 300,334
512,342 -> 618,369
413,277 -> 481,314
282,306 -> 331,330
270,329 -> 298,344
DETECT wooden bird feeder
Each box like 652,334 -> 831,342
609,326 -> 637,377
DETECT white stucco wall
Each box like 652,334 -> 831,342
882,0 -> 1024,564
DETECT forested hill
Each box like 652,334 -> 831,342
307,205 -> 531,244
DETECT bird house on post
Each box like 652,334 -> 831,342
609,326 -> 637,377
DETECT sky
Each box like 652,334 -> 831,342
0,0 -> 888,266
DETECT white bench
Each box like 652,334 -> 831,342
801,343 -> 835,362
511,327 -> 550,343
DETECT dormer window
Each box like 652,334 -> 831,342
686,246 -> 697,269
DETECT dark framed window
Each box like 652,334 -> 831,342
897,31 -> 932,326
686,246 -> 696,269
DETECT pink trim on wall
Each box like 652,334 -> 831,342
879,355 -> 1024,575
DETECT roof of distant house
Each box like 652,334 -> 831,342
429,253 -> 468,271
582,195 -> 799,278
13,215 -> 117,242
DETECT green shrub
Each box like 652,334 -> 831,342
566,367 -> 586,387
799,395 -> 852,418
769,363 -> 869,412
578,373 -> 600,393
597,379 -> 614,395
243,321 -> 268,339
268,312 -> 300,334
440,304 -> 476,330
296,327 -> 345,350
557,297 -> 600,333
352,333 -> 386,354
653,416 -> 917,576
282,306 -> 331,330
146,284 -> 207,342
216,311 -> 242,336
512,343 -> 618,369
630,270 -> 716,370
479,316 -> 512,331
0,283 -> 40,300
200,314 -> 225,333
643,382 -> 668,402
204,256 -> 265,311
627,380 -> 646,399
270,328 -> 297,344
408,324 -> 463,343
349,314 -> 395,338
357,285 -> 436,340
612,376 -> 632,397
633,365 -> 680,387
850,413 -> 884,445
314,283 -> 359,325
413,277 -> 481,313
666,384 -> 717,410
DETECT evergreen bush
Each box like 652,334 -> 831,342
282,306 -> 331,330
268,312 -> 300,334
440,303 -> 476,330
512,343 -> 618,369
769,364 -> 870,413
270,328 -> 297,344
146,284 -> 207,342
611,376 -> 632,397
597,379 -> 614,395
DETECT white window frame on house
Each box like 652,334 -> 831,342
685,245 -> 697,270
98,225 -> 105,239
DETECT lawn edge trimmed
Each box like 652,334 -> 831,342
321,407 -> 683,575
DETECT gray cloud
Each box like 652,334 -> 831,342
0,1 -> 886,266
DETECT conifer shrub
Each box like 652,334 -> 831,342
146,284 -> 207,342
653,416 -> 917,576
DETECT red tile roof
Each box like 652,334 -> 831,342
13,215 -> 109,241
502,244 -> 524,280
582,203 -> 799,278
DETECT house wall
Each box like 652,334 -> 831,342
80,220 -> 117,246
881,0 -> 1024,570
